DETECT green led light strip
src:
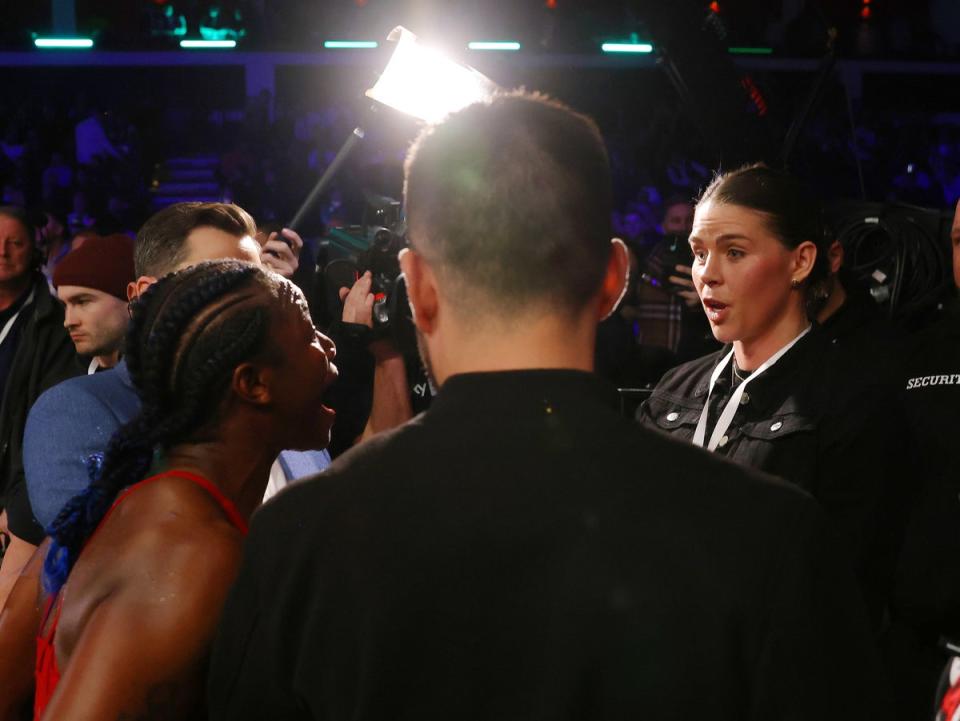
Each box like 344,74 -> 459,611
34,38 -> 94,49
601,42 -> 654,54
324,40 -> 379,49
468,41 -> 521,51
180,39 -> 237,48
728,46 -> 773,55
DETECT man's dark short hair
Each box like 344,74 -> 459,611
403,91 -> 613,316
134,202 -> 257,278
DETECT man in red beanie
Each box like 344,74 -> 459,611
52,234 -> 134,373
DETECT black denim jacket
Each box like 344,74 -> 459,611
638,327 -> 906,627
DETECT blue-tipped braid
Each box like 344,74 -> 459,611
42,261 -> 273,597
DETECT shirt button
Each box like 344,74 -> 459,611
739,392 -> 750,406
770,421 -> 783,432
666,412 -> 679,422
718,435 -> 729,448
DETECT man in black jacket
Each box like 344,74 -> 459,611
0,206 -> 78,605
890,199 -> 960,720
208,92 -> 888,721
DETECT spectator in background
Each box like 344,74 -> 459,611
0,126 -> 26,165
37,211 -> 70,284
662,196 -> 695,238
0,206 -> 79,609
199,3 -> 246,41
52,233 -> 135,373
146,2 -> 187,37
67,190 -> 96,238
622,195 -> 695,353
607,195 -> 711,388
75,108 -> 124,168
40,152 -> 73,211
1,183 -> 26,207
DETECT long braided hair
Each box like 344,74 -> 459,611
44,259 -> 290,596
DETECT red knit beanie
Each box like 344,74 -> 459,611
53,233 -> 135,301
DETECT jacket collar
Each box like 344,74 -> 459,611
113,358 -> 134,390
430,368 -> 621,419
28,272 -> 59,321
696,330 -> 824,415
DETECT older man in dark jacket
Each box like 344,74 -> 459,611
0,206 -> 79,607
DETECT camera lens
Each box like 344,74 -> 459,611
373,228 -> 393,252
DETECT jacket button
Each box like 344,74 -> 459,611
740,392 -> 750,406
770,421 -> 783,432
718,435 -> 729,448
666,412 -> 679,422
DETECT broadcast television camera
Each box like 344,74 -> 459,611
321,193 -> 417,354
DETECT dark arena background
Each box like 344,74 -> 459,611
1,1 -> 959,375
3,2 -> 960,332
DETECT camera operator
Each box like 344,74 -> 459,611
323,269 -> 420,455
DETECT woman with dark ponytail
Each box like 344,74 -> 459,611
637,164 -> 904,630
0,259 -> 337,720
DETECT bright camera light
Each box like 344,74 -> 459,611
366,26 -> 498,124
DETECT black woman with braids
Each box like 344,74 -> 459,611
0,259 -> 337,720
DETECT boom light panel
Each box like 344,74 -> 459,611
601,42 -> 654,53
366,27 -> 498,124
468,41 -> 521,51
324,40 -> 379,49
180,39 -> 236,48
34,38 -> 94,49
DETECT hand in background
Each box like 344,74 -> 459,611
668,264 -> 701,309
260,228 -> 303,278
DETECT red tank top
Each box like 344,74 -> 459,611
34,470 -> 247,719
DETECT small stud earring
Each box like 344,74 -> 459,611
790,278 -> 801,289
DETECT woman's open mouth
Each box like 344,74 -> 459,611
702,298 -> 729,322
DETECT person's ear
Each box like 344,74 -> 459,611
790,240 -> 818,284
399,247 -> 439,334
128,276 -> 157,302
231,362 -> 271,406
597,238 -> 630,321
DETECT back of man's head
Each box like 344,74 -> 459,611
134,202 -> 256,278
403,92 -> 613,320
